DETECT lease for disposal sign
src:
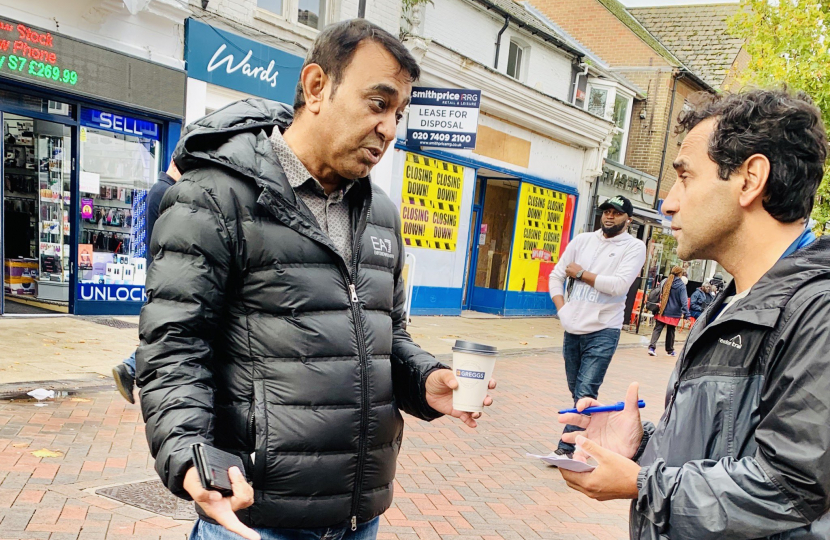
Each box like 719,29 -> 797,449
407,87 -> 481,149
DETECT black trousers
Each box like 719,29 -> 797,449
649,319 -> 676,353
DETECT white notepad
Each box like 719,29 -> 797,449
526,452 -> 597,473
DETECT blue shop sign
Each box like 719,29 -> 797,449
80,108 -> 161,141
77,283 -> 147,303
184,18 -> 303,104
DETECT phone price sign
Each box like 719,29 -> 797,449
406,87 -> 481,150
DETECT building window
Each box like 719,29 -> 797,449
257,0 -> 328,29
587,87 -> 608,118
608,93 -> 632,162
258,0 -> 284,16
298,0 -> 326,29
506,40 -> 524,80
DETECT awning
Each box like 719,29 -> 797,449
631,205 -> 663,224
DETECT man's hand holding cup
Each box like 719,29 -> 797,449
426,340 -> 498,428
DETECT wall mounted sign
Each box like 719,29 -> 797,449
507,184 -> 576,293
77,283 -> 146,303
80,108 -> 161,141
184,18 -> 304,104
400,152 -> 464,251
0,17 -> 185,117
406,87 -> 481,150
599,159 -> 657,208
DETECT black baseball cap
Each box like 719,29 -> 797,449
599,195 -> 633,216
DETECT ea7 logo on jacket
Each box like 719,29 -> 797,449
718,335 -> 743,349
371,236 -> 395,259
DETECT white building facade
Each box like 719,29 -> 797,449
376,0 -> 616,316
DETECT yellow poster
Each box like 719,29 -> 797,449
401,152 -> 464,251
507,184 -> 575,292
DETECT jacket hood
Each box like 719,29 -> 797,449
173,98 -> 295,196
726,236 -> 830,315
596,229 -> 634,243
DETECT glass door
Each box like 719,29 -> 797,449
2,113 -> 73,314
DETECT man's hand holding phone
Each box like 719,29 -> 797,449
184,444 -> 259,540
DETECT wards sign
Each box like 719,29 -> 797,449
184,19 -> 303,104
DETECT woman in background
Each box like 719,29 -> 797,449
647,266 -> 690,357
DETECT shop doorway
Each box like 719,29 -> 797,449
2,112 -> 74,315
462,174 -> 520,313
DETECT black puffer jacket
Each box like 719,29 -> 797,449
136,98 -> 445,529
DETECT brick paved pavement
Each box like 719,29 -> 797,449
0,346 -> 677,540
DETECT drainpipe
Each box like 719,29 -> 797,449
494,15 -> 509,69
571,62 -> 589,105
654,70 -> 683,209
358,0 -> 366,17
637,71 -> 682,334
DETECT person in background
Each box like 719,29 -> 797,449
111,160 -> 181,404
647,265 -> 689,357
548,195 -> 646,458
709,272 -> 725,293
689,283 -> 714,319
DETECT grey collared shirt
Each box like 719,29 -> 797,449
270,128 -> 355,265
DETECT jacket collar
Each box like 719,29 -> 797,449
682,236 -> 830,356
171,97 -> 372,222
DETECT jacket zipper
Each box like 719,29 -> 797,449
260,182 -> 372,530
347,188 -> 371,531
247,406 -> 256,447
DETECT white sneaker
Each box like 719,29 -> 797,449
647,348 -> 657,356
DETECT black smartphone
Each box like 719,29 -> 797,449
191,443 -> 247,496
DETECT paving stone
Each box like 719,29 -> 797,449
0,345 -> 677,539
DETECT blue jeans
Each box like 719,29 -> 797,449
123,351 -> 136,378
558,328 -> 621,452
189,517 -> 379,540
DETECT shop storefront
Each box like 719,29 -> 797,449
183,18 -> 304,124
0,16 -> 185,316
391,143 -> 579,317
379,39 -> 613,318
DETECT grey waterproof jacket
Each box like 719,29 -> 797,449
630,237 -> 830,539
136,98 -> 445,529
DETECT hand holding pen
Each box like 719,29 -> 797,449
559,400 -> 645,415
557,382 -> 645,460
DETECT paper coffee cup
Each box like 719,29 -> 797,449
452,340 -> 498,413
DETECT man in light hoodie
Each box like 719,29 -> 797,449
548,195 -> 646,457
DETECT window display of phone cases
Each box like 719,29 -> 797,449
3,117 -> 70,300
37,132 -> 70,286
3,133 -> 38,264
79,128 -> 158,286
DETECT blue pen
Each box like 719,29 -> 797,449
558,399 -> 645,415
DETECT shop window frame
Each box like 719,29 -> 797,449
0,79 -> 176,316
255,0 -> 334,33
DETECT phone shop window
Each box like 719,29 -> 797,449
78,127 -> 159,286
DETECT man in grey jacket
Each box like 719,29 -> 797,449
554,88 -> 830,539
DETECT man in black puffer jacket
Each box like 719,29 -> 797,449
136,20 -> 494,540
